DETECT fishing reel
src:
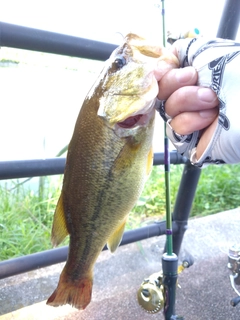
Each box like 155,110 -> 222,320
137,271 -> 164,313
137,256 -> 193,314
228,244 -> 240,306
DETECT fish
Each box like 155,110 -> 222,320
46,33 -> 179,310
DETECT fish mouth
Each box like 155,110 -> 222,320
99,93 -> 156,128
112,108 -> 155,138
117,114 -> 144,128
116,106 -> 155,131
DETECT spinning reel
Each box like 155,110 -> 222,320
137,271 -> 164,314
228,244 -> 240,307
137,254 -> 193,317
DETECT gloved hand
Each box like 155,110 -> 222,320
155,38 -> 240,167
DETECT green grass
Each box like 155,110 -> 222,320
128,163 -> 240,229
1,163 -> 240,261
0,177 -> 64,260
193,164 -> 240,216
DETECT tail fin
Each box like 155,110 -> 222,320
47,268 -> 93,310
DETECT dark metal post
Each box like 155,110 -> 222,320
0,153 -> 186,180
170,162 -> 201,256
216,0 -> 240,40
0,21 -> 117,61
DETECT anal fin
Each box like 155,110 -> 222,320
107,216 -> 127,253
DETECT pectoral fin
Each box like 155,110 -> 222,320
107,216 -> 127,253
51,193 -> 69,247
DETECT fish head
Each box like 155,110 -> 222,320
97,33 -> 179,136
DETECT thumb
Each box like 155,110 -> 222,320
154,50 -> 179,81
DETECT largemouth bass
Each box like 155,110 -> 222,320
47,33 -> 178,310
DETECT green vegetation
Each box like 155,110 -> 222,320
0,163 -> 239,260
0,58 -> 19,65
0,177 -> 62,260
129,163 -> 240,228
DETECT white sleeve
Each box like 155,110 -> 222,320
163,38 -> 240,167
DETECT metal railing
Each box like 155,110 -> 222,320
0,21 -> 194,280
0,152 -> 185,180
0,151 -> 189,279
1,0 -> 240,282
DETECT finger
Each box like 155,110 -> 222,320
165,87 -> 218,118
170,45 -> 178,57
154,55 -> 179,82
170,107 -> 219,135
196,117 -> 218,159
158,66 -> 198,100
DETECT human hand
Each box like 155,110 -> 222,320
157,66 -> 218,161
155,38 -> 240,167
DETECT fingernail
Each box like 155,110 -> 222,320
198,88 -> 216,102
175,67 -> 196,83
199,108 -> 217,118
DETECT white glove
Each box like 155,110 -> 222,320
157,38 -> 240,167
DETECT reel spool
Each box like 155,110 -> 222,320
228,244 -> 240,285
137,272 -> 164,313
228,244 -> 240,306
137,256 -> 194,313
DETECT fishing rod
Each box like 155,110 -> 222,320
137,1 -> 198,318
137,1 -> 184,319
160,1 -> 182,318
161,0 -> 172,259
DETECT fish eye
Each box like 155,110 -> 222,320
112,56 -> 126,70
